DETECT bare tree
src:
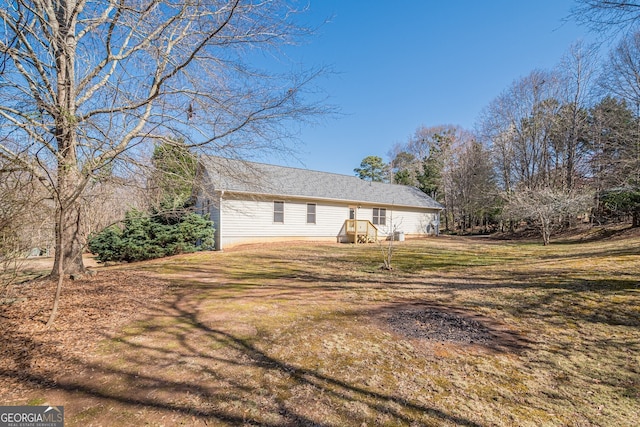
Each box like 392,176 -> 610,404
378,213 -> 401,271
503,187 -> 593,245
553,41 -> 599,191
392,125 -> 472,231
0,0 -> 327,282
571,0 -> 640,35
478,70 -> 559,191
82,176 -> 147,238
597,31 -> 640,188
478,117 -> 516,194
388,150 -> 417,186
589,96 -> 639,190
1,162 -> 53,293
599,31 -> 640,109
446,139 -> 497,233
0,170 -> 30,292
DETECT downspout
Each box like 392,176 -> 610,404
216,190 -> 224,251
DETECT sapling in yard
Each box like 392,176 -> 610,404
379,215 -> 402,270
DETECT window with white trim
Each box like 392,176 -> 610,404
372,207 -> 386,226
274,201 -> 284,223
307,203 -> 316,224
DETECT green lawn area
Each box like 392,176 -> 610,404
3,234 -> 640,426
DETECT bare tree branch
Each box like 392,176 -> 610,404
571,0 -> 640,34
0,0 -> 330,285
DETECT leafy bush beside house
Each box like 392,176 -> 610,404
88,210 -> 214,263
88,139 -> 215,263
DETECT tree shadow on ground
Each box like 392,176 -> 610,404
0,286 -> 484,426
172,252 -> 640,329
150,250 -> 640,332
3,240 -> 639,425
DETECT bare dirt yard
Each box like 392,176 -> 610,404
1,229 -> 639,426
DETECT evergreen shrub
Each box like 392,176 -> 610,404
88,209 -> 214,263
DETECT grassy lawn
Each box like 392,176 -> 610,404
2,234 -> 639,426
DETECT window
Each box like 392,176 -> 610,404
349,207 -> 356,220
307,203 -> 316,224
373,208 -> 386,226
274,201 -> 284,223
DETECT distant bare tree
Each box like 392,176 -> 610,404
0,172 -> 28,292
589,96 -> 640,191
82,177 -> 147,239
596,31 -> 640,190
503,188 -> 593,245
0,163 -> 53,292
405,125 -> 458,163
599,31 -> 640,111
389,151 -> 417,186
391,125 -> 470,231
478,70 -> 559,191
553,41 -> 599,191
446,139 -> 498,232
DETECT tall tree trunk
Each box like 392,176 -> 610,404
566,139 -> 575,191
50,0 -> 84,279
51,193 -> 85,277
539,212 -> 551,246
51,140 -> 85,278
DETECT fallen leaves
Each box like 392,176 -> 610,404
0,270 -> 168,403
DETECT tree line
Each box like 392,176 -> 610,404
355,33 -> 640,243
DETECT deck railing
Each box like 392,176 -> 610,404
344,219 -> 378,243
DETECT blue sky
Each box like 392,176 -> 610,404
270,1 -> 592,175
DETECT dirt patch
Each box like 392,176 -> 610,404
375,303 -> 529,353
386,309 -> 494,344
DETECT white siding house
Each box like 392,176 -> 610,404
196,156 -> 443,250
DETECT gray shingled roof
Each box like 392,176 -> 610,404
200,156 -> 443,210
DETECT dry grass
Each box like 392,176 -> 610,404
1,232 -> 639,426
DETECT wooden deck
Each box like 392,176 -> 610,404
344,219 -> 378,244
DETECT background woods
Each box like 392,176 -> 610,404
357,8 -> 640,241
